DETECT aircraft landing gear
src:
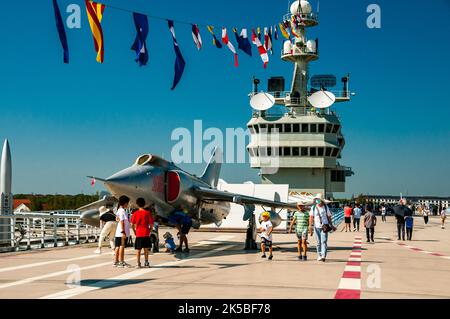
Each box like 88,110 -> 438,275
245,213 -> 257,251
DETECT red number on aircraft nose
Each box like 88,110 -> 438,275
152,175 -> 164,193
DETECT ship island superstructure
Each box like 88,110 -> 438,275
247,0 -> 354,198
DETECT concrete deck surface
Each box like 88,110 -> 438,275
0,216 -> 449,299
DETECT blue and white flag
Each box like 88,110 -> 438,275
52,0 -> 69,63
168,20 -> 186,90
233,28 -> 252,57
131,12 -> 149,66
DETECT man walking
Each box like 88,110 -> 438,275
309,193 -> 336,262
364,206 -> 377,243
441,207 -> 447,229
353,203 -> 362,232
381,205 -> 387,223
394,199 -> 408,241
130,198 -> 154,268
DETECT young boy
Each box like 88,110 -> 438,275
259,212 -> 274,260
289,204 -> 310,261
114,196 -> 131,268
405,215 -> 414,240
163,232 -> 177,253
130,198 -> 154,268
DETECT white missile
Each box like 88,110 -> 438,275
1,139 -> 13,215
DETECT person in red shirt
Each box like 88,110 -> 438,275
344,204 -> 353,232
130,198 -> 154,268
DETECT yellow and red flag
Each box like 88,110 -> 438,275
85,0 -> 105,63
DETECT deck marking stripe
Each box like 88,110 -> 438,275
397,243 -> 450,260
0,253 -> 105,274
0,235 -> 235,290
40,245 -> 234,299
335,236 -> 362,299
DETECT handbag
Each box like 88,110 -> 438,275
315,205 -> 333,233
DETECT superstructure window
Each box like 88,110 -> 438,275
310,147 -> 317,157
318,124 -> 325,133
292,147 -> 300,156
310,124 -> 317,133
276,124 -> 283,133
326,124 -> 333,133
331,148 -> 339,157
325,147 -> 332,157
301,124 -> 309,133
301,147 -> 308,156
332,125 -> 340,134
254,125 -> 260,133
268,124 -> 274,133
284,124 -> 292,133
284,147 -> 291,156
318,147 -> 324,157
293,124 -> 300,133
331,170 -> 345,182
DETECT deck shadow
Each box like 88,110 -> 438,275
78,278 -> 153,290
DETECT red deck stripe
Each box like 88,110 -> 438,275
346,261 -> 361,266
342,271 -> 361,279
334,289 -> 361,299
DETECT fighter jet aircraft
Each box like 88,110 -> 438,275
79,148 -> 297,229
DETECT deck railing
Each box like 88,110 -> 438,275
0,213 -> 100,252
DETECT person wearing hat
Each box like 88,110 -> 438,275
289,203 -> 310,261
259,211 -> 274,260
308,193 -> 336,262
94,206 -> 117,255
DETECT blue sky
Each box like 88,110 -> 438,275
0,0 -> 449,197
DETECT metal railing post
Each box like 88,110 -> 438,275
76,219 -> 80,244
26,218 -> 31,250
64,218 -> 69,246
10,217 -> 15,250
53,217 -> 58,247
40,217 -> 45,248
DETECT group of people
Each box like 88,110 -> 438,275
343,203 -> 377,243
95,193 -> 448,268
95,195 -> 192,269
260,193 -> 337,262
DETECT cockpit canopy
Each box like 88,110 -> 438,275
134,154 -> 171,168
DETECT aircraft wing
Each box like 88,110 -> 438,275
193,186 -> 298,210
77,195 -> 118,212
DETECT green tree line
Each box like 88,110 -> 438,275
14,194 -> 100,211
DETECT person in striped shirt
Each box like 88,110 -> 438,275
289,204 -> 310,261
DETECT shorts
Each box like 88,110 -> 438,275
296,230 -> 308,240
181,223 -> 192,235
115,236 -> 129,248
261,237 -> 272,247
134,237 -> 152,250
345,217 -> 351,224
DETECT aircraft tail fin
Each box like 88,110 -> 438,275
200,147 -> 223,188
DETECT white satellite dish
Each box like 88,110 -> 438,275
250,92 -> 275,111
308,90 -> 336,109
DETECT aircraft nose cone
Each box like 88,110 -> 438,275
104,167 -> 140,196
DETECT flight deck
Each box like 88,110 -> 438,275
0,217 -> 449,299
